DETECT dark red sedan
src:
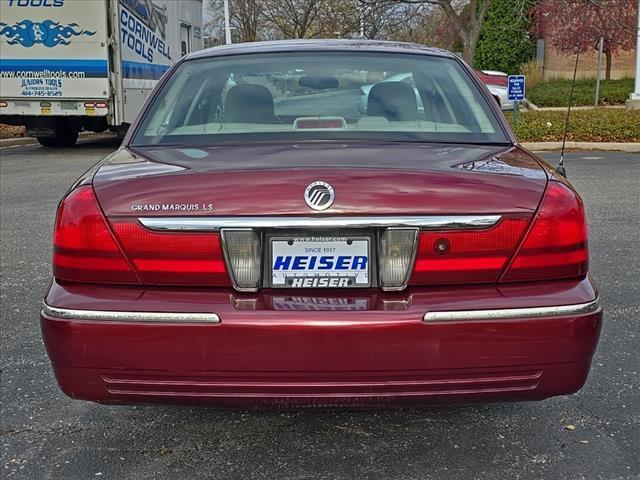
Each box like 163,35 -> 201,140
42,40 -> 602,407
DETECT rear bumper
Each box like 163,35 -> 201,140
41,278 -> 603,407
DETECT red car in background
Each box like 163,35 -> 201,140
476,69 -> 509,87
476,69 -> 514,110
42,40 -> 601,408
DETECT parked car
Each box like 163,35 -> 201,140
358,70 -> 514,113
475,70 -> 514,110
41,40 -> 601,408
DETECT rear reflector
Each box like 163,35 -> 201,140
111,222 -> 230,286
410,217 -> 530,285
501,182 -> 588,282
221,230 -> 262,291
53,186 -> 140,284
379,228 -> 418,290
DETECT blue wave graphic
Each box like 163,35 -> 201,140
0,19 -> 95,47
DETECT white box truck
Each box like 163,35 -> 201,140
0,0 -> 203,146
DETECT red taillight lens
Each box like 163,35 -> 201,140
410,217 -> 530,285
112,222 -> 230,286
53,186 -> 140,284
501,182 -> 588,282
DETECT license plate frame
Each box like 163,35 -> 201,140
268,233 -> 373,289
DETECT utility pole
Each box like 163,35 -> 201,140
626,0 -> 640,109
595,36 -> 603,107
223,0 -> 232,45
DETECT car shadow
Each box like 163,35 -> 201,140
77,400 -> 546,477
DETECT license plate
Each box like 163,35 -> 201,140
271,236 -> 370,288
61,101 -> 78,110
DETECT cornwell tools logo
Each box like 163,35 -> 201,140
119,0 -> 171,63
304,181 -> 335,211
0,19 -> 95,47
121,0 -> 168,39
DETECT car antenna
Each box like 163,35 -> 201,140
558,46 -> 581,177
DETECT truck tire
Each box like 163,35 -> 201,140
37,137 -> 57,147
53,118 -> 79,147
36,119 -> 79,147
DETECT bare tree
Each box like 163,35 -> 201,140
313,0 -> 435,41
262,0 -> 324,38
314,0 -> 361,38
358,1 -> 427,39
230,0 -> 263,42
206,0 -> 496,56
205,0 -> 264,43
363,0 -> 492,64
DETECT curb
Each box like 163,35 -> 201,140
534,105 -> 626,111
0,137 -> 36,147
521,142 -> 640,152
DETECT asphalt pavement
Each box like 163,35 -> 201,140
1,138 -> 638,480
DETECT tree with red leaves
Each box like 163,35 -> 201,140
533,0 -> 638,80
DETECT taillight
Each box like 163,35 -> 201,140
53,186 -> 140,284
501,182 -> 588,282
112,222 -> 230,286
410,217 -> 530,285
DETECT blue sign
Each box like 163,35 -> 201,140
508,75 -> 526,102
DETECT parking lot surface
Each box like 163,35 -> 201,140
1,138 -> 638,479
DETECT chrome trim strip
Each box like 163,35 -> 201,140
423,299 -> 600,322
138,215 -> 501,232
41,304 -> 221,324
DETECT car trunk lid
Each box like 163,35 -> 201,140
93,143 -> 547,217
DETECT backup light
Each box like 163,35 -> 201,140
222,229 -> 262,291
379,228 -> 418,290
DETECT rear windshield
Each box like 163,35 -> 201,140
131,52 -> 509,146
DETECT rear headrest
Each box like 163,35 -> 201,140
367,82 -> 418,121
224,84 -> 276,123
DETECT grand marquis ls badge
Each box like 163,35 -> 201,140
304,181 -> 335,211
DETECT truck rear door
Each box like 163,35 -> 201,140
0,0 -> 109,116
